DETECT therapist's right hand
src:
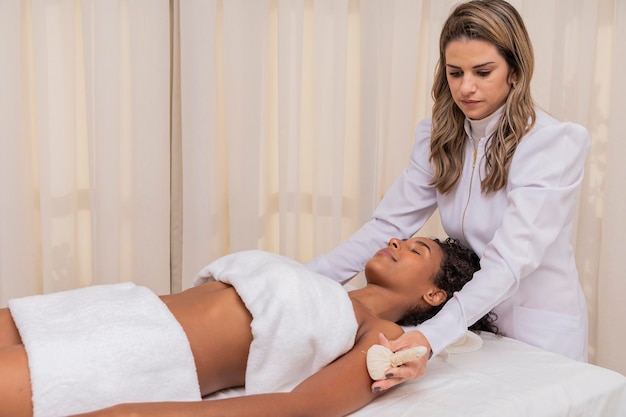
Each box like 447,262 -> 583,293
370,330 -> 430,392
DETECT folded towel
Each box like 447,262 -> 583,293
195,250 -> 358,394
8,282 -> 201,417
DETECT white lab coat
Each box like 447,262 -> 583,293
307,108 -> 590,361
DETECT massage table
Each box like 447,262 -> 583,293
208,332 -> 626,416
10,251 -> 626,416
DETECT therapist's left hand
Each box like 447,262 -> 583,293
371,330 -> 431,392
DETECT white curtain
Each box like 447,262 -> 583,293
1,0 -> 624,376
0,0 -> 172,298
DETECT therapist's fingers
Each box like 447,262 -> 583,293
385,330 -> 430,353
370,353 -> 428,392
370,331 -> 431,393
377,332 -> 392,349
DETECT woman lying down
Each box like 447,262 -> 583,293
0,237 -> 497,417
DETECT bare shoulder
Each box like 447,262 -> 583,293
285,307 -> 406,417
352,304 -> 404,346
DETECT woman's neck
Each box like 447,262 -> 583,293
467,104 -> 505,139
348,285 -> 408,323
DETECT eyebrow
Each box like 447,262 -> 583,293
445,62 -> 496,70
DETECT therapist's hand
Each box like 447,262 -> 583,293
371,330 -> 431,393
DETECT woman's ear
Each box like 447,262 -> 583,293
423,288 -> 447,307
508,70 -> 518,87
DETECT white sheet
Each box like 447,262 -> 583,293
206,333 -> 626,417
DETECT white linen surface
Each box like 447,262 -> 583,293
195,250 -> 358,395
206,333 -> 626,417
349,333 -> 626,417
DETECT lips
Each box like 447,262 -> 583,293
376,248 -> 396,261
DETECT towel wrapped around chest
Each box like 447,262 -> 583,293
8,282 -> 201,417
195,250 -> 358,394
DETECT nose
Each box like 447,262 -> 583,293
460,75 -> 477,95
388,238 -> 401,249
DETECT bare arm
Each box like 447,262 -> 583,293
70,321 -> 403,417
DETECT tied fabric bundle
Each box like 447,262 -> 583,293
367,345 -> 428,380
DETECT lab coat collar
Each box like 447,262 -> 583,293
463,104 -> 506,140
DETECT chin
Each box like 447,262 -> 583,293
464,110 -> 488,120
363,261 -> 384,285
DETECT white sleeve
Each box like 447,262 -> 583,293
418,122 -> 591,357
306,118 -> 439,283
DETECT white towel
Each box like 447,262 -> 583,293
195,250 -> 358,394
8,282 -> 201,417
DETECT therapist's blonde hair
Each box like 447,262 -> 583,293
430,0 -> 536,194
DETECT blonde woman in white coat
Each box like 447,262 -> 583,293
307,0 -> 590,393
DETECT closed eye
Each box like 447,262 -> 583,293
412,240 -> 432,256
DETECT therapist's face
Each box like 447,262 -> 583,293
445,38 -> 516,120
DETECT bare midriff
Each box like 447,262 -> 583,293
160,282 -> 253,396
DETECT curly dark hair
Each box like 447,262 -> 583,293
396,237 -> 499,335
